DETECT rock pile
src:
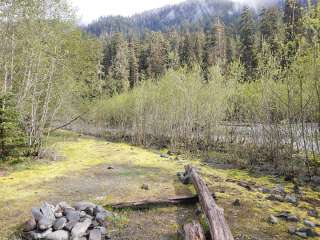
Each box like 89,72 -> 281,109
22,201 -> 112,240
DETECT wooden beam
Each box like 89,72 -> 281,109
105,194 -> 214,210
184,220 -> 206,240
185,165 -> 234,240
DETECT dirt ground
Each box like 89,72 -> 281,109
0,131 -> 319,239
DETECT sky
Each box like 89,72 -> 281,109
69,0 -> 185,24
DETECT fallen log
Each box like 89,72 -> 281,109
105,194 -> 215,209
185,165 -> 234,240
184,220 -> 205,240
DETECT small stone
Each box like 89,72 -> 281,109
71,218 -> 92,238
38,216 -> 54,230
65,210 -> 81,222
107,166 -> 113,170
295,231 -> 308,238
311,176 -> 320,185
96,211 -> 111,225
268,215 -> 278,224
80,211 -> 86,217
266,194 -> 284,202
23,217 -> 37,232
141,184 -> 149,190
272,185 -> 286,195
232,199 -> 241,207
287,215 -> 299,222
160,154 -> 169,158
26,228 -> 52,239
53,217 -> 67,230
288,226 -> 296,234
89,229 -> 102,240
260,187 -> 271,194
58,202 -> 72,210
276,211 -> 290,219
304,219 -> 316,228
45,230 -> 69,240
285,195 -> 298,204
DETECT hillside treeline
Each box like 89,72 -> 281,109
88,1 -> 320,177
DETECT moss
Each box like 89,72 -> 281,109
1,131 -> 320,239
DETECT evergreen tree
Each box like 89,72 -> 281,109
259,7 -> 281,54
239,7 -> 257,79
128,38 -> 139,88
0,94 -> 25,160
109,33 -> 129,93
180,32 -> 196,69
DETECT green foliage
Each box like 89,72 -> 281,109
0,94 -> 25,160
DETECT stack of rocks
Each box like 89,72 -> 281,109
22,201 -> 112,240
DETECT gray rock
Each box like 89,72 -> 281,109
295,231 -> 308,238
95,211 -> 112,224
276,211 -> 290,219
288,227 -> 296,234
54,212 -> 63,218
53,217 -> 67,231
31,207 -> 43,221
97,226 -> 107,235
80,211 -> 86,217
94,205 -> 105,214
89,229 -> 102,240
71,218 -> 92,238
85,207 -> 94,216
266,194 -> 284,202
285,195 -> 298,204
304,219 -> 316,228
58,202 -> 72,210
27,228 -> 52,239
23,217 -> 37,232
40,202 -> 56,222
268,215 -> 278,224
287,215 -> 299,222
45,230 -> 69,240
260,187 -> 271,194
160,154 -> 169,158
64,221 -> 77,231
74,202 -> 96,211
65,210 -> 81,222
38,216 -> 54,230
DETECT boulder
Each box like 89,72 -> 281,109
64,221 -> 77,232
97,226 -> 107,235
53,217 -> 67,231
89,229 -> 102,240
26,228 -> 52,239
31,207 -> 43,221
40,202 -> 56,222
65,210 -> 81,222
74,202 -> 96,211
38,217 -> 54,230
23,217 -> 37,232
45,230 -> 69,240
71,218 -> 92,238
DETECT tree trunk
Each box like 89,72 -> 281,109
184,165 -> 234,240
184,221 -> 205,240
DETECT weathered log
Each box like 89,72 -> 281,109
185,165 -> 234,240
184,220 -> 206,240
105,194 -> 215,209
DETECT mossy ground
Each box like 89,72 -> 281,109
0,131 -> 319,239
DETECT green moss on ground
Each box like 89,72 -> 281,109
0,131 -> 319,239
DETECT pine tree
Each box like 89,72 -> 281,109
239,7 -> 257,80
0,94 -> 25,160
128,38 -> 139,88
180,32 -> 196,69
109,33 -> 129,93
259,7 -> 281,54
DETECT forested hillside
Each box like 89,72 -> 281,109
86,0 -> 282,37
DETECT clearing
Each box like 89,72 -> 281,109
0,131 -> 319,239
